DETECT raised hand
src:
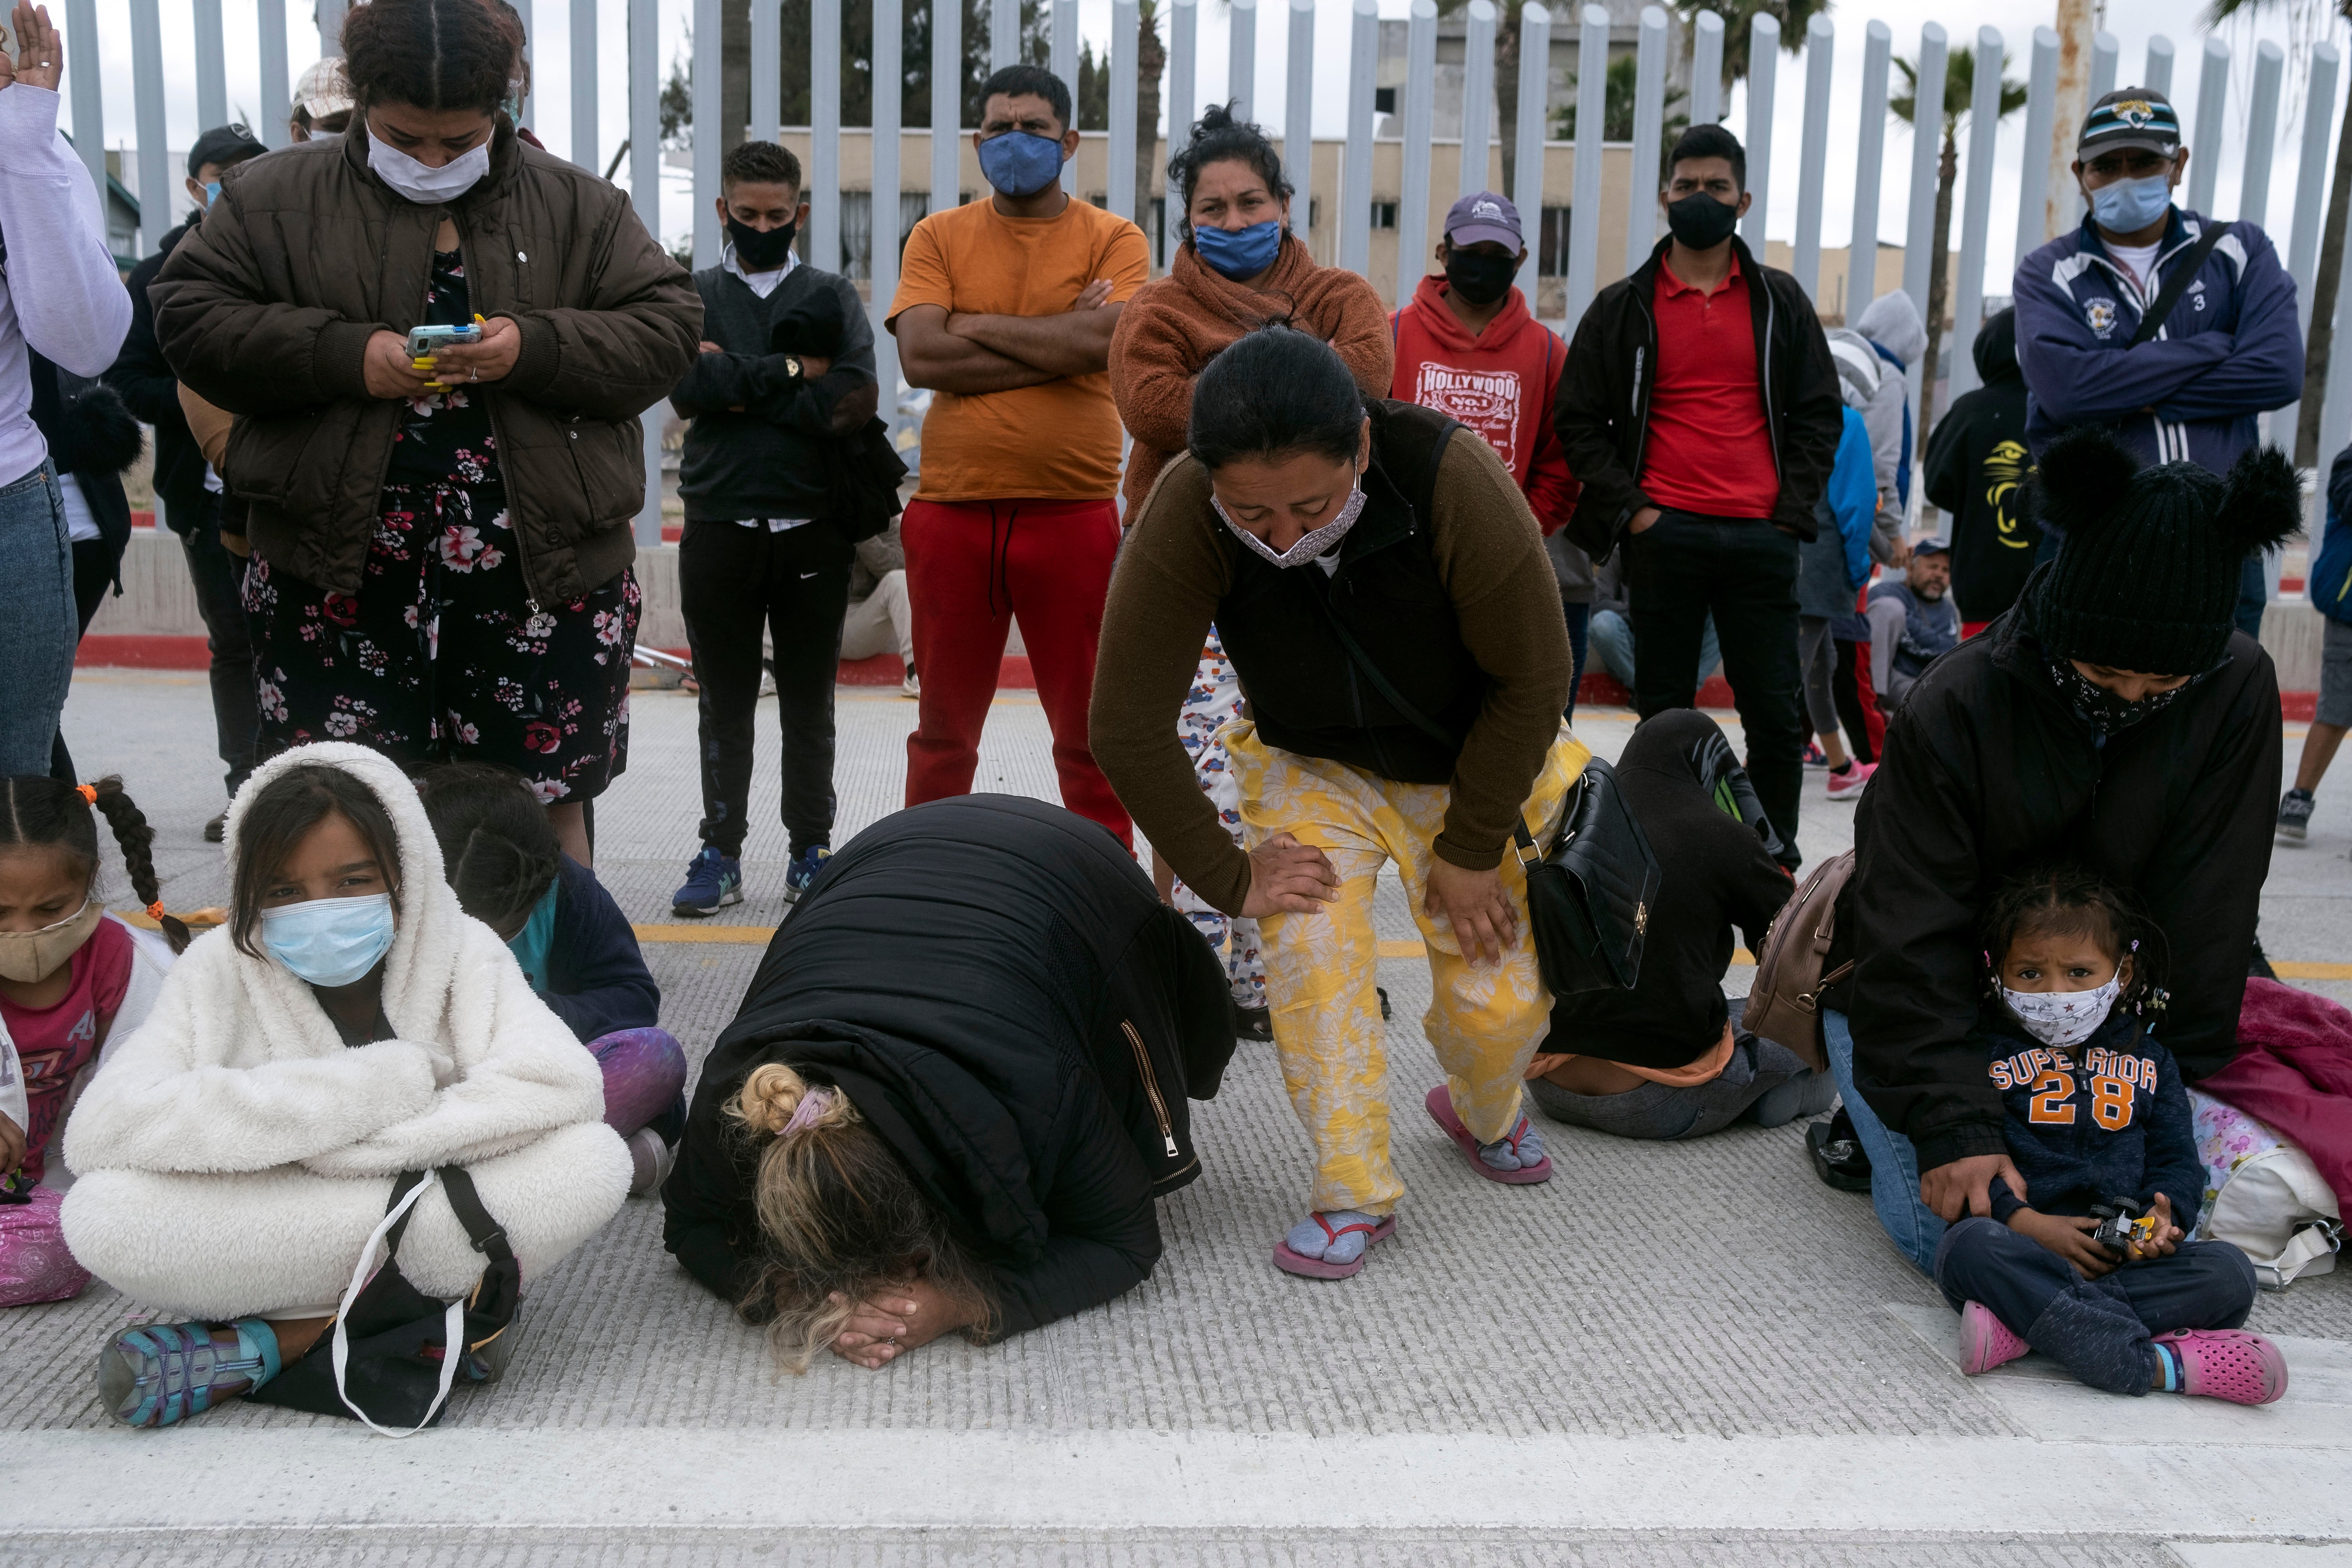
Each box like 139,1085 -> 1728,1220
0,5 -> 63,94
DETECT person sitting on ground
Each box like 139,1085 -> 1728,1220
661,794 -> 1233,1371
841,522 -> 916,698
669,139 -> 880,915
0,777 -> 184,1309
1827,425 -> 2301,1278
1924,307 -> 2040,634
1091,325 -> 1580,1281
2276,439 -> 2352,844
1865,537 -> 1962,714
61,744 -> 629,1427
1795,403 -> 1881,799
416,761 -> 688,1195
1935,864 -> 2283,1406
1523,712 -> 1825,1140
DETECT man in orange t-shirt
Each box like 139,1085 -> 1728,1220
888,65 -> 1150,845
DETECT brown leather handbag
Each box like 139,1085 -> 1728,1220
1740,849 -> 1857,1072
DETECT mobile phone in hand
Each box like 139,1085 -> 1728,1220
405,322 -> 484,359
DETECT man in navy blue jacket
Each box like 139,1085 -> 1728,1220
2013,88 -> 2302,636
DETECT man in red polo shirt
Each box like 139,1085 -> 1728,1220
1553,123 -> 1843,868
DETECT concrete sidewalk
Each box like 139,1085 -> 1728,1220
2,671 -> 2346,1567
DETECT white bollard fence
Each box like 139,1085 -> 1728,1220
65,3 -> 2352,547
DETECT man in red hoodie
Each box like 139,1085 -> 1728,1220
1390,193 -> 1586,714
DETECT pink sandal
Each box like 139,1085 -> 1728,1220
1272,1211 -> 1397,1279
2154,1329 -> 2289,1406
1957,1301 -> 2030,1375
1424,1085 -> 1552,1184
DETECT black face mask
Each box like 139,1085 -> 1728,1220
1664,191 -> 1741,251
1444,249 -> 1519,308
727,213 -> 799,271
2045,657 -> 2209,737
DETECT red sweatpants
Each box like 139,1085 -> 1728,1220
902,496 -> 1131,847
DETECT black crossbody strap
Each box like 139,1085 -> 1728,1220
1313,593 -> 1458,749
437,1165 -> 514,1268
2127,223 -> 2231,348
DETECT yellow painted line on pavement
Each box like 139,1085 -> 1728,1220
635,923 -> 775,944
630,924 -> 2352,981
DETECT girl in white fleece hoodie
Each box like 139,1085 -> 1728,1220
61,743 -> 630,1428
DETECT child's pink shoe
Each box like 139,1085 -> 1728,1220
1957,1301 -> 2029,1375
2152,1329 -> 2288,1406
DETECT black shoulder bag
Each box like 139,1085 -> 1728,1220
247,1166 -> 520,1436
2127,222 -> 2231,347
1314,607 -> 1660,997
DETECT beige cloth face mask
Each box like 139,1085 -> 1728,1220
0,897 -> 105,985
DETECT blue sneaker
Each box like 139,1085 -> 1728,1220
671,846 -> 742,916
783,844 -> 831,903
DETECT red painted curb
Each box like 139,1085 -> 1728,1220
70,636 -> 2320,718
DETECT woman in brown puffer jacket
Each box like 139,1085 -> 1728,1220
152,0 -> 700,861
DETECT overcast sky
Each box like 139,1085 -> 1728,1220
58,0 -> 2352,264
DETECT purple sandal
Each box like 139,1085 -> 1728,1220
1425,1085 -> 1553,1184
1272,1211 -> 1397,1279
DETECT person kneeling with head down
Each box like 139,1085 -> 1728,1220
661,795 -> 1234,1371
1090,324 -> 1581,1282
60,744 -> 630,1428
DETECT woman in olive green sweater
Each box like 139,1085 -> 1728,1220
1090,325 -> 1582,1281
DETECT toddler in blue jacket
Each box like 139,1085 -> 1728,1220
1935,865 -> 2286,1405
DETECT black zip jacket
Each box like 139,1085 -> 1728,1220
104,220 -> 211,525
1553,235 -> 1845,561
661,795 -> 1235,1337
1829,573 -> 2280,1172
1924,308 -> 2040,621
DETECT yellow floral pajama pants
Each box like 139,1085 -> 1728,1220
1224,720 -> 1592,1217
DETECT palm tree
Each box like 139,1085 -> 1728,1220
1674,0 -> 1831,107
1135,0 -> 1166,236
2208,0 -> 2345,464
1892,46 -> 2026,440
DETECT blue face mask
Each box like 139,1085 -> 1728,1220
2089,173 -> 2173,237
1193,219 -> 1284,280
202,180 -> 221,209
262,893 -> 396,990
976,130 -> 1065,199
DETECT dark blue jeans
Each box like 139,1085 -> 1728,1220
1824,1007 -> 1942,1275
0,463 -> 76,776
1935,1217 -> 2256,1394
1560,595 -> 1590,723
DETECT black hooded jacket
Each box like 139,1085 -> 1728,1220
1549,712 -> 1793,1069
662,795 -> 1235,1337
1924,309 -> 2040,620
1828,577 -> 2280,1172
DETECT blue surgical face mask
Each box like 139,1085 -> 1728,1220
262,892 -> 396,989
2088,172 -> 2173,237
202,180 -> 221,209
1193,218 -> 1284,280
976,130 -> 1065,199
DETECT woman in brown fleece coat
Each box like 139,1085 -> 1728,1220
1110,105 -> 1392,515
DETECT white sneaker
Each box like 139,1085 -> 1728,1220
900,667 -> 921,699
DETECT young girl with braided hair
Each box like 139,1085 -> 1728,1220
0,776 -> 185,1307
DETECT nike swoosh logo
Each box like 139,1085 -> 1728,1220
800,571 -> 819,578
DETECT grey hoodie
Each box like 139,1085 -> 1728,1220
1845,291 -> 1929,560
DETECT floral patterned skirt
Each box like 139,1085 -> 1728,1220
244,482 -> 640,803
